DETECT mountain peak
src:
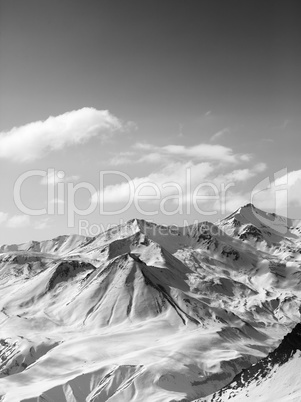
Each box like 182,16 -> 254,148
241,202 -> 255,209
1,203 -> 301,402
216,203 -> 301,244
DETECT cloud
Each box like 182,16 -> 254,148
251,169 -> 301,215
100,137 -> 264,216
0,212 -> 30,228
93,161 -> 214,205
33,217 -> 52,230
6,215 -> 31,228
138,153 -> 166,164
210,128 -> 229,142
133,142 -> 250,164
0,108 -> 130,162
134,143 -> 154,151
100,139 -> 263,213
0,212 -> 53,230
92,161 -> 266,213
219,169 -> 301,218
40,169 -> 80,186
109,152 -> 135,166
110,153 -> 166,166
0,212 -> 8,225
219,163 -> 266,182
109,140 -> 251,167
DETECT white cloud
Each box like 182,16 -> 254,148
109,140 -> 251,167
109,152 -> 135,166
0,212 -> 53,230
109,151 -> 165,166
210,128 -> 229,142
138,153 -> 165,164
93,162 -> 214,205
0,212 -> 8,225
219,169 -> 301,218
219,163 -> 266,183
0,108 -> 130,162
134,143 -> 154,151
40,170 -> 80,186
0,212 -> 31,228
6,215 -> 30,228
251,169 -> 301,216
98,137 -> 265,213
92,161 -> 266,212
133,142 -> 249,164
33,217 -> 52,230
0,213 -> 53,229
222,192 -> 250,214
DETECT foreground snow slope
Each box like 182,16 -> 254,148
0,204 -> 300,401
196,323 -> 301,402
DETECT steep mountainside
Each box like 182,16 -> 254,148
0,204 -> 300,401
196,323 -> 301,402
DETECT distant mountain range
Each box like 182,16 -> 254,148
0,204 -> 301,402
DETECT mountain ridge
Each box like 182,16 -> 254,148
196,322 -> 301,402
0,204 -> 301,401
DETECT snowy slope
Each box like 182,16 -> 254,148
0,204 -> 301,401
196,323 -> 301,402
218,203 -> 301,250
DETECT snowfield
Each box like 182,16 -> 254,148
0,204 -> 301,401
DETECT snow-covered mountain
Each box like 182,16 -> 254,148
0,204 -> 300,401
196,323 -> 301,402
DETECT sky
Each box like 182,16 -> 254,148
0,0 -> 301,244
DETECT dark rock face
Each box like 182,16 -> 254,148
47,260 -> 96,291
220,245 -> 240,261
239,224 -> 263,242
